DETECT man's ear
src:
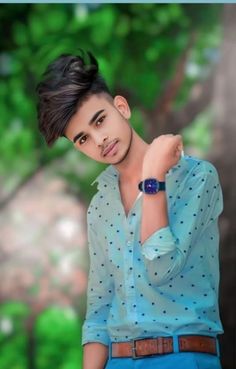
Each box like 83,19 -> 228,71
113,95 -> 131,119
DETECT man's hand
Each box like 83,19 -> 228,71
83,342 -> 108,369
142,134 -> 183,178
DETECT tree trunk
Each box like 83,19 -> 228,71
26,314 -> 37,369
208,5 -> 236,369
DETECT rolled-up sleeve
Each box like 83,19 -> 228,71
141,162 -> 223,285
82,213 -> 114,346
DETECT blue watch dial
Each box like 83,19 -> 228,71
144,178 -> 160,193
138,178 -> 165,194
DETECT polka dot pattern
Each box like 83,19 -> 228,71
82,156 -> 224,346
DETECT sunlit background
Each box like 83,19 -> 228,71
0,3 -> 235,369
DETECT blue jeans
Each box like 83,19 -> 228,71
104,341 -> 222,369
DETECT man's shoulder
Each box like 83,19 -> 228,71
179,154 -> 219,177
175,156 -> 221,198
185,155 -> 219,178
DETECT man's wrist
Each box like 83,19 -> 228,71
142,164 -> 167,181
141,171 -> 166,181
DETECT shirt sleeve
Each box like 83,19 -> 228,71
82,211 -> 114,346
140,161 -> 223,286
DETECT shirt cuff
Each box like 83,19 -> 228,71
82,323 -> 110,346
141,226 -> 177,260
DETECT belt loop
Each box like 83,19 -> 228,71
108,341 -> 112,359
173,335 -> 179,353
216,337 -> 220,357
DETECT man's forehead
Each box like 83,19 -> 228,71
73,96 -> 108,123
82,93 -> 112,110
65,94 -> 112,140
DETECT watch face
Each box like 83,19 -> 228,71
144,178 -> 159,193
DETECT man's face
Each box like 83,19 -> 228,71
65,93 -> 133,165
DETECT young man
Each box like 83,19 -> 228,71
36,51 -> 224,369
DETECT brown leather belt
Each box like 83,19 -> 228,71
111,335 -> 217,359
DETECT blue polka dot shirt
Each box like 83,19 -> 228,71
82,155 -> 224,346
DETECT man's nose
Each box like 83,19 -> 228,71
94,134 -> 108,147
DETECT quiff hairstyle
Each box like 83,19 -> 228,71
36,50 -> 111,147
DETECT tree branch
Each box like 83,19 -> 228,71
166,70 -> 215,132
153,32 -> 196,119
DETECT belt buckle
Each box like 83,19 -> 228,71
131,338 -> 145,359
131,337 -> 155,359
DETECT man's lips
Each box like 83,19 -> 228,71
103,140 -> 118,156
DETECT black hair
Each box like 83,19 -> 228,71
36,50 -> 111,147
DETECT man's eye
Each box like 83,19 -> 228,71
79,135 -> 87,145
96,115 -> 105,125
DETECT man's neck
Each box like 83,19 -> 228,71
114,132 -> 149,185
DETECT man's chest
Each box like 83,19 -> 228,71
118,182 -> 141,218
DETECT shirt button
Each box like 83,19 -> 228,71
127,241 -> 131,246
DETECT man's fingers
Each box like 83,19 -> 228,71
172,135 -> 183,147
172,135 -> 183,157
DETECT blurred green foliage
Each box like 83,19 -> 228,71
36,307 -> 82,369
0,3 -> 222,201
183,107 -> 214,154
0,302 -> 83,369
0,302 -> 29,369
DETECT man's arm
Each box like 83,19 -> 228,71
139,160 -> 223,286
83,342 -> 108,369
82,208 -> 114,368
140,134 -> 182,245
140,171 -> 168,245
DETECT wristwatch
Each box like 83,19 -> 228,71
138,178 -> 166,194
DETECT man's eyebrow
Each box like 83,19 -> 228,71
73,109 -> 105,144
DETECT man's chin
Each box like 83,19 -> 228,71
114,133 -> 132,165
112,146 -> 131,166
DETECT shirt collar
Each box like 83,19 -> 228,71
90,154 -> 189,190
90,164 -> 119,190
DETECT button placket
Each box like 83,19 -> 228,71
124,227 -> 138,322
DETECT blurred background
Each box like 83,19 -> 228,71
0,3 -> 235,369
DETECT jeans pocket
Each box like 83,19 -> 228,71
193,353 -> 222,369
